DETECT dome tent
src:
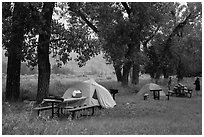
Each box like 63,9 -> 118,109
137,83 -> 166,97
63,79 -> 116,108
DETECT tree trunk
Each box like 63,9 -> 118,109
131,44 -> 140,85
176,56 -> 184,83
113,63 -> 122,82
122,61 -> 132,86
121,42 -> 135,86
132,62 -> 140,85
162,68 -> 169,79
6,3 -> 25,101
36,2 -> 54,104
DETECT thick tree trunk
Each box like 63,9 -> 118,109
162,68 -> 169,79
6,53 -> 21,101
113,63 -> 122,82
176,56 -> 184,83
132,62 -> 140,85
131,43 -> 140,85
122,61 -> 132,86
36,2 -> 54,104
6,3 -> 25,101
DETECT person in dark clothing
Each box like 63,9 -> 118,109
194,77 -> 200,95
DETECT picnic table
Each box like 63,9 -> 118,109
169,84 -> 192,98
150,89 -> 162,100
34,97 -> 87,118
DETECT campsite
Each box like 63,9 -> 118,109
2,74 -> 202,135
2,2 -> 202,135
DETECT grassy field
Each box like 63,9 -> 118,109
2,74 -> 202,135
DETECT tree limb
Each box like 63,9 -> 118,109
121,2 -> 132,16
170,13 -> 192,37
162,13 -> 194,59
68,5 -> 98,33
143,25 -> 161,52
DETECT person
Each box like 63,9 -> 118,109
194,77 -> 200,92
168,76 -> 172,90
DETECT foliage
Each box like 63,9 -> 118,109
50,2 -> 101,67
143,2 -> 202,79
2,2 -> 101,70
2,2 -> 202,89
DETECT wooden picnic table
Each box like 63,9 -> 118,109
150,89 -> 162,100
35,97 -> 87,118
42,98 -> 63,118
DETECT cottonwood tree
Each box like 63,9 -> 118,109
29,2 -> 101,103
36,2 -> 55,103
2,2 -> 101,102
3,2 -> 55,103
3,3 -> 30,101
66,2 -> 166,85
161,2 -> 201,80
143,2 -> 202,81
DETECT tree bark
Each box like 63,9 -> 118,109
6,3 -> 25,101
176,56 -> 184,82
132,61 -> 140,85
122,61 -> 132,86
36,2 -> 54,104
131,39 -> 140,85
113,63 -> 123,82
162,68 -> 169,79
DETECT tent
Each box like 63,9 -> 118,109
62,79 -> 116,108
137,83 -> 166,97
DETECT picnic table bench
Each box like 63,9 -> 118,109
169,86 -> 192,98
62,104 -> 101,119
34,96 -> 101,119
33,98 -> 63,117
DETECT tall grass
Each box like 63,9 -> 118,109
2,75 -> 202,135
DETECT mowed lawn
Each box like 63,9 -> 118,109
2,75 -> 202,135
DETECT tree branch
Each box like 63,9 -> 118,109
170,13 -> 192,38
143,25 -> 161,52
68,5 -> 98,33
121,2 -> 132,16
163,13 -> 194,58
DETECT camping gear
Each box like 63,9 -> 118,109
138,83 -> 166,99
72,90 -> 82,98
63,79 -> 116,108
170,83 -> 192,97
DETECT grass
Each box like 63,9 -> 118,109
2,74 -> 202,135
